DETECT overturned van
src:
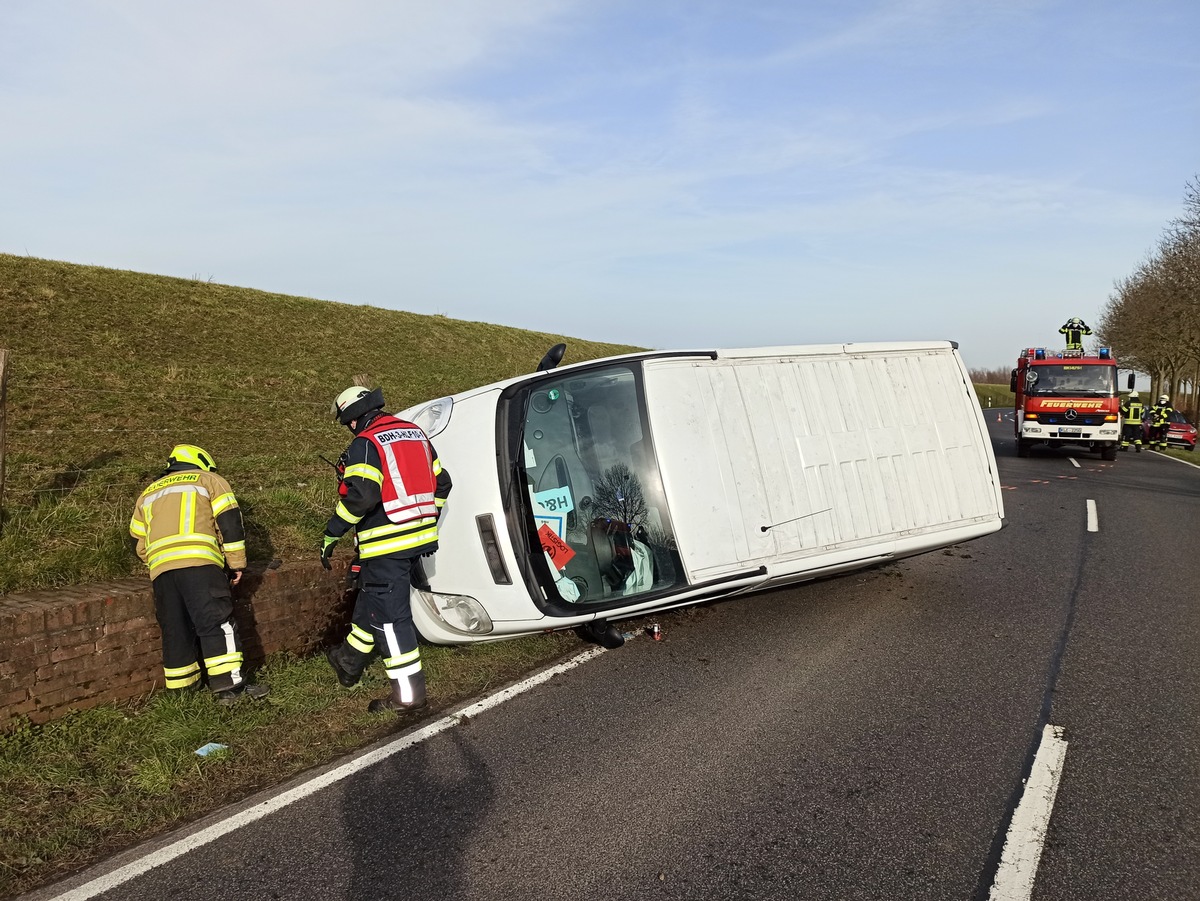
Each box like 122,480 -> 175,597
401,341 -> 1004,644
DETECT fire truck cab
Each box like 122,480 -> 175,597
1010,347 -> 1122,460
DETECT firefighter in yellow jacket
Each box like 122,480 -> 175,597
1148,394 -> 1175,450
1059,317 -> 1092,350
322,386 -> 452,714
129,444 -> 269,705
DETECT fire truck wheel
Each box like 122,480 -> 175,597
1100,444 -> 1118,461
1017,439 -> 1031,458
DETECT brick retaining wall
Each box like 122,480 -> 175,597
0,560 -> 354,726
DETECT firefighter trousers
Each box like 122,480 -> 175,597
152,564 -> 245,693
336,554 -> 424,702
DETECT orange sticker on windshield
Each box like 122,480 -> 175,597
538,523 -> 576,568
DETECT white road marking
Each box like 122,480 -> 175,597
988,724 -> 1069,901
1151,452 -> 1200,470
46,642 -> 618,901
1086,499 -> 1098,532
1068,457 -> 1080,468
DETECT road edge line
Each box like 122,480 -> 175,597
43,643 -> 614,901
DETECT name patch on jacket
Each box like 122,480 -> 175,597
149,472 -> 202,490
373,428 -> 426,444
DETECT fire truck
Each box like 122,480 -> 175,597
1010,346 -> 1123,459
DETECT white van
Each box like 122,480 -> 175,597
401,341 -> 1004,645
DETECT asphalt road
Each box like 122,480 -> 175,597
28,417 -> 1200,901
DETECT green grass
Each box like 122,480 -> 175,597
0,631 -> 590,897
0,253 -> 641,591
973,382 -> 1014,412
1149,445 -> 1198,462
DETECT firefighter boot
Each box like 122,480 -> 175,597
326,643 -> 369,688
367,672 -> 427,715
214,682 -> 271,706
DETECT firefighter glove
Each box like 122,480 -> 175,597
320,533 -> 339,570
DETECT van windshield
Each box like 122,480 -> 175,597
503,363 -> 687,609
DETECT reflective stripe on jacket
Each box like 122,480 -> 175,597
130,468 -> 247,580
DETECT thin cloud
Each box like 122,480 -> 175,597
0,0 -> 1196,367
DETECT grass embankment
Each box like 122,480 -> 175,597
0,252 -> 640,592
0,253 -> 646,897
972,382 -> 1014,412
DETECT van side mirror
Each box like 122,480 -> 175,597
537,343 -> 568,372
1009,369 -> 1018,393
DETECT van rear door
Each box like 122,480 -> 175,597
642,342 -> 1003,584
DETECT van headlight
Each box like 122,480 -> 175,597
404,397 -> 453,439
415,590 -> 493,635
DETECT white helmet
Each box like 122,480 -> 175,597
1129,391 -> 1139,399
332,385 -> 385,425
1159,395 -> 1170,404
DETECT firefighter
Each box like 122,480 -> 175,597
321,386 -> 452,714
129,444 -> 270,704
1119,392 -> 1144,452
1148,394 -> 1174,450
1059,317 -> 1092,350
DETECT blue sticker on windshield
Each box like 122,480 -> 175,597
534,486 -> 574,515
534,513 -> 564,538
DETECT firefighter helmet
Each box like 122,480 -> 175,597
1159,394 -> 1169,404
167,443 -> 217,472
1129,391 -> 1139,399
332,385 -> 385,425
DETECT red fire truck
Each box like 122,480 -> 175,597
1010,347 -> 1122,459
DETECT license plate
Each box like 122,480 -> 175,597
1059,426 -> 1082,435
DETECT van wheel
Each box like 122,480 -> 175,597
1017,439 -> 1030,458
1100,444 -> 1117,461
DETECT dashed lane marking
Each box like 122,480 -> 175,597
1086,499 -> 1098,532
988,725 -> 1069,901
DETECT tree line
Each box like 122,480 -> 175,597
968,365 -> 1018,387
1094,176 -> 1200,417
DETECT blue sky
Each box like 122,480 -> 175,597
1,1 -> 1196,369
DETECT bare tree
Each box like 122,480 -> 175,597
591,462 -> 647,527
1096,175 -> 1200,414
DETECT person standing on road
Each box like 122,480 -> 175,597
1148,394 -> 1175,450
129,444 -> 270,705
1119,392 -> 1144,452
321,386 -> 452,714
1059,317 -> 1092,350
